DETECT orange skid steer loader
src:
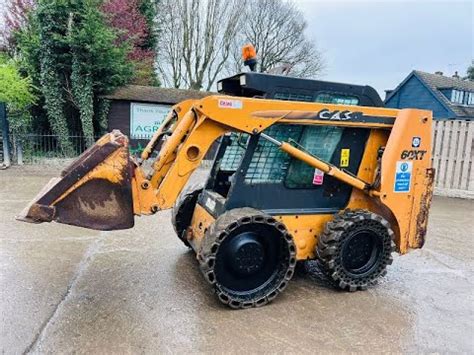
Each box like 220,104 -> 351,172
18,78 -> 435,309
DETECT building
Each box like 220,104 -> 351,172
103,85 -> 211,153
385,71 -> 474,120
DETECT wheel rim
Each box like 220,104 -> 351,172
341,230 -> 383,277
214,224 -> 285,295
226,232 -> 266,276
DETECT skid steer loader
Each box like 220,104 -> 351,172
18,54 -> 435,309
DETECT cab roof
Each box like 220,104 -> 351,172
217,72 -> 383,107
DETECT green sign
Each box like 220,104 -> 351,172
130,102 -> 171,139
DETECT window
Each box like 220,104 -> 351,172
220,134 -> 248,171
451,90 -> 464,104
243,125 -> 344,188
314,93 -> 359,106
468,92 -> 474,106
273,91 -> 360,105
244,125 -> 301,184
450,90 -> 474,105
274,92 -> 313,102
285,126 -> 343,188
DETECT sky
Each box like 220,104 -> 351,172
0,0 -> 472,98
295,0 -> 473,97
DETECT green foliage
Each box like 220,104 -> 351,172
34,0 -> 73,152
0,55 -> 36,133
68,0 -> 133,95
0,55 -> 36,109
13,11 -> 42,95
71,55 -> 94,146
133,58 -> 160,86
68,0 -> 132,144
95,98 -> 111,134
15,0 -> 132,149
138,0 -> 158,51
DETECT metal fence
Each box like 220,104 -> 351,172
8,132 -> 215,164
432,120 -> 474,198
12,132 -> 100,164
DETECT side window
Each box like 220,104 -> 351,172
244,125 -> 303,183
315,93 -> 359,106
244,125 -> 343,188
220,134 -> 248,171
285,126 -> 343,188
274,92 -> 313,102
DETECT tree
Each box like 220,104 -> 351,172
157,0 -> 246,90
0,54 -> 36,132
1,0 -> 36,52
16,0 -> 132,150
68,0 -> 134,144
136,0 -> 159,86
138,0 -> 158,51
156,0 -> 323,91
230,0 -> 324,78
3,0 -> 159,86
102,0 -> 159,86
467,62 -> 474,81
0,55 -> 35,109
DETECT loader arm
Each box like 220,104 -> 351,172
18,95 -> 433,253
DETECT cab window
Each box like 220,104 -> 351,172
243,124 -> 343,188
314,93 -> 359,105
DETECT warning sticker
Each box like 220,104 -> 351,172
340,148 -> 350,167
218,99 -> 243,109
394,161 -> 412,193
313,169 -> 324,185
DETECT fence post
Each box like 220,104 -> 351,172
0,103 -> 11,167
16,136 -> 24,165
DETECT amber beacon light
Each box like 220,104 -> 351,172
242,44 -> 257,72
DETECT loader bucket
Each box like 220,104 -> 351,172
17,130 -> 135,231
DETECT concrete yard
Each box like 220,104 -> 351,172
1,165 -> 473,354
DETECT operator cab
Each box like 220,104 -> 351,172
199,72 -> 383,218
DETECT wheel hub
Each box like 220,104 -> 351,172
342,231 -> 381,275
227,233 -> 265,276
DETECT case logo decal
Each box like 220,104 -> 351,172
317,109 -> 353,121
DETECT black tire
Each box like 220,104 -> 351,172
198,208 -> 297,309
316,210 -> 395,292
171,183 -> 204,247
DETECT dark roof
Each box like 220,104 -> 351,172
103,85 -> 212,104
414,71 -> 473,91
219,72 -> 384,107
386,70 -> 474,119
